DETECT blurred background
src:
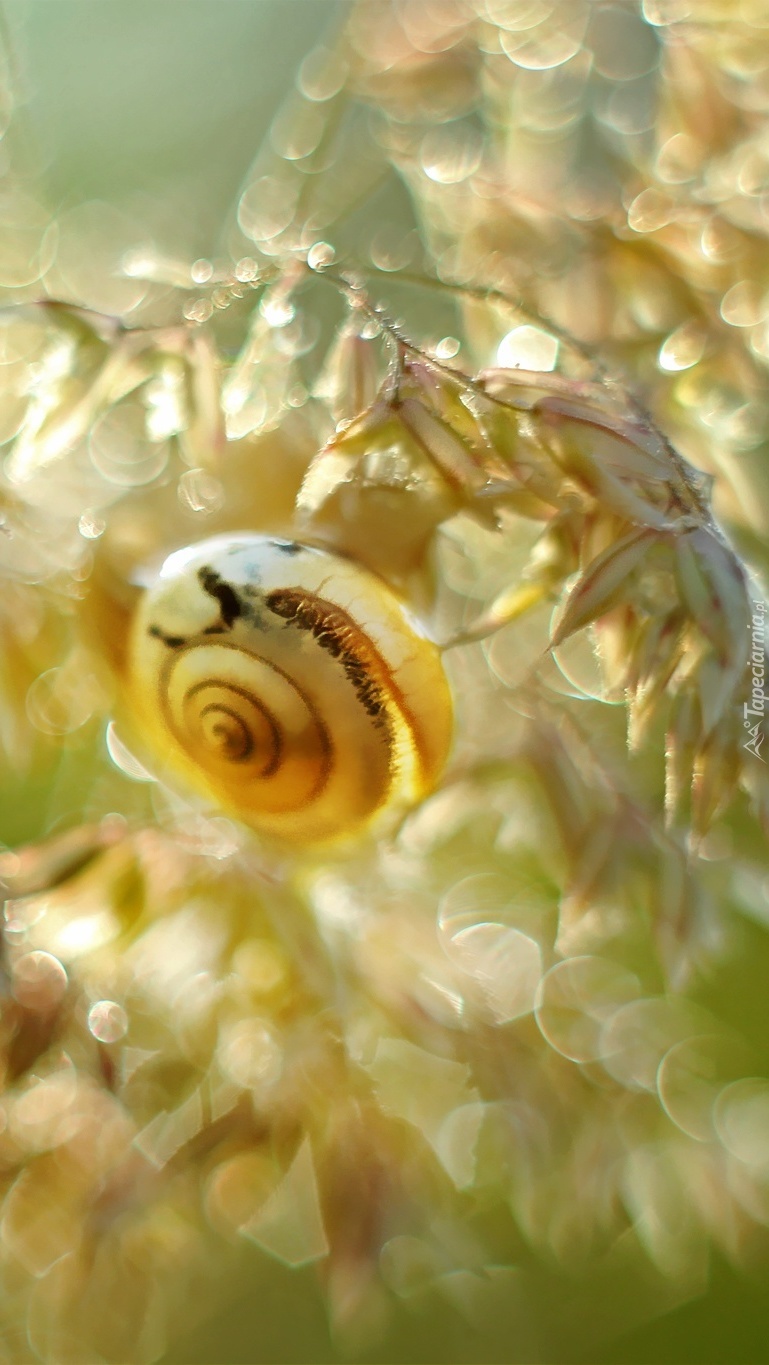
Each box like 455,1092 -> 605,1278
2,2 -> 769,1362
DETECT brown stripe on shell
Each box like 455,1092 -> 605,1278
148,623 -> 186,649
187,679 -> 282,775
197,566 -> 243,629
265,589 -> 389,726
156,640 -> 332,804
199,702 -> 255,762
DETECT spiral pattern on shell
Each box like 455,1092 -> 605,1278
126,534 -> 453,843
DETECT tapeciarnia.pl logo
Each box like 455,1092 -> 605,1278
744,599 -> 768,762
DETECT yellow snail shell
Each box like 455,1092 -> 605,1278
126,534 -> 453,844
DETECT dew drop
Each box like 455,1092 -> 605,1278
88,999 -> 128,1044
307,241 -> 335,271
12,951 -> 68,1011
496,324 -> 559,370
720,280 -> 768,328
658,320 -> 706,371
421,125 -> 482,185
190,258 -> 214,285
260,294 -> 295,328
627,188 -> 674,233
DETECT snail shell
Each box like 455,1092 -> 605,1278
126,534 -> 452,844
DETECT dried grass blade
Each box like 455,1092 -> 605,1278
551,528 -> 656,648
